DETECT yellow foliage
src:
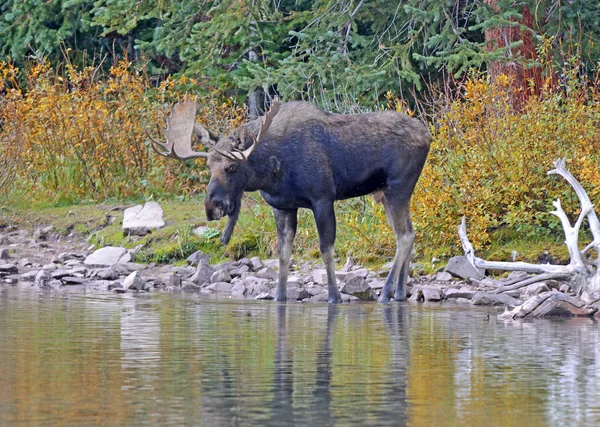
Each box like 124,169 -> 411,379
413,75 -> 600,254
0,60 -> 245,204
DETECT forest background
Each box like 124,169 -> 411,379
1,0 -> 600,268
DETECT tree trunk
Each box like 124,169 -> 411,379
484,1 -> 542,107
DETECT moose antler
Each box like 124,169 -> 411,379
217,97 -> 281,162
147,96 -> 209,160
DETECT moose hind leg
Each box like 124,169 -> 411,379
313,202 -> 343,304
379,198 -> 414,303
273,208 -> 298,301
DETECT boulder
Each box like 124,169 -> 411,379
33,226 -> 53,242
444,256 -> 485,281
84,247 -> 128,267
0,248 -> 10,260
122,201 -> 165,235
34,270 -> 53,287
207,282 -> 235,293
255,292 -> 274,300
190,260 -> 215,285
340,276 -> 374,300
20,270 -> 39,282
186,250 -> 210,266
471,292 -> 521,306
211,269 -> 232,284
256,267 -> 277,281
444,287 -> 477,300
421,286 -> 442,302
249,257 -> 264,271
312,269 -> 328,285
435,271 -> 454,282
0,263 -> 17,275
231,283 -> 247,298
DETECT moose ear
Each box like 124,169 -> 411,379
194,123 -> 219,147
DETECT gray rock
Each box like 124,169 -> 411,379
335,271 -> 349,282
435,271 -> 454,282
343,256 -> 356,271
211,269 -> 232,284
231,283 -> 247,298
58,252 -> 85,262
61,277 -> 88,285
122,202 -> 165,235
312,269 -> 328,285
190,260 -> 215,285
123,271 -> 144,291
244,278 -> 274,296
455,297 -> 471,304
422,286 -> 442,302
0,263 -> 17,275
340,276 -> 374,300
256,267 -> 277,281
207,282 -> 235,293
368,279 -> 385,290
84,247 -> 128,267
170,274 -> 182,288
444,256 -> 486,281
34,270 -> 53,287
187,250 -> 210,266
229,265 -> 250,277
249,257 -> 264,271
444,287 -> 477,300
93,267 -> 120,281
347,268 -> 369,280
255,292 -> 274,300
173,266 -> 196,278
108,281 -> 123,291
0,248 -> 10,260
33,226 -> 53,242
181,281 -> 202,292
51,269 -> 81,280
471,292 -> 521,306
409,287 -> 423,302
20,270 -> 39,282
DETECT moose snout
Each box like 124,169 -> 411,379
205,196 -> 229,221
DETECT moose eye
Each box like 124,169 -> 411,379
226,164 -> 237,174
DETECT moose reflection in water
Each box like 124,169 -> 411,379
2,289 -> 600,425
149,98 -> 430,303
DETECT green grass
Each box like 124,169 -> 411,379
1,193 -> 577,274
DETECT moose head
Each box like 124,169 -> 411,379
147,97 -> 280,245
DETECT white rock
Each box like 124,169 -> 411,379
84,247 -> 128,267
122,202 -> 165,235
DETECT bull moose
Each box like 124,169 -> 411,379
148,97 -> 430,303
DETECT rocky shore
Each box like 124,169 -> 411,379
2,223 -> 596,316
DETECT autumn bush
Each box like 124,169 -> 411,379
0,59 -> 244,205
2,58 -> 600,266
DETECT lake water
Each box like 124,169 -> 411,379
1,285 -> 599,426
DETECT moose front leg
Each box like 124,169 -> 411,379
273,208 -> 298,301
313,202 -> 343,304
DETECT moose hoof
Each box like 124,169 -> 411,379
393,293 -> 407,302
378,294 -> 392,304
274,293 -> 287,302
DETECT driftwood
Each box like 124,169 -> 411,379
459,159 -> 600,319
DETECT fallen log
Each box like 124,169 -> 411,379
459,158 -> 600,319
